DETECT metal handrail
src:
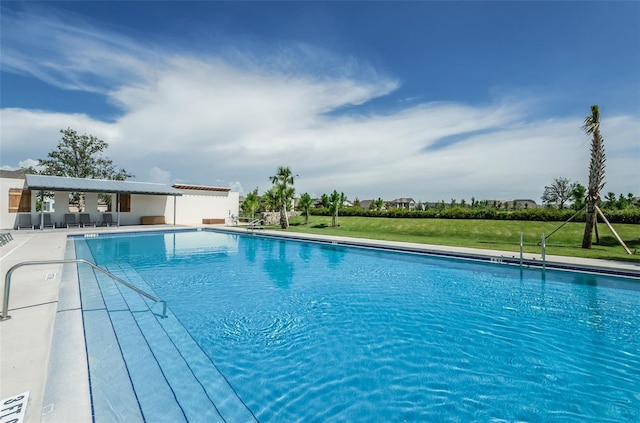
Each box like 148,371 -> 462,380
247,218 -> 265,232
1,259 -> 167,321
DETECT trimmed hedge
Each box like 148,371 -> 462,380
308,206 -> 640,224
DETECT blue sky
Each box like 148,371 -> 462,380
1,1 -> 639,202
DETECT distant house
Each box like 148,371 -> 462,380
510,199 -> 538,209
389,198 -> 416,210
359,199 -> 374,210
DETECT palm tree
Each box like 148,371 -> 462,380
261,187 -> 278,212
582,105 -> 606,249
269,166 -> 296,229
297,193 -> 313,225
241,189 -> 260,219
328,190 -> 346,227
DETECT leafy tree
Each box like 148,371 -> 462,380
571,183 -> 586,210
39,128 -> 132,179
352,197 -> 361,209
617,193 -> 629,210
37,128 -> 133,210
582,105 -> 606,249
374,197 -> 384,211
320,193 -> 330,209
297,193 -> 313,225
269,166 -> 296,229
603,192 -> 617,209
328,190 -> 346,227
241,188 -> 260,219
541,177 -> 576,209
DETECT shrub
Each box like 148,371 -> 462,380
308,206 -> 640,223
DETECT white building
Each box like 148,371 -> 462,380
0,171 -> 239,230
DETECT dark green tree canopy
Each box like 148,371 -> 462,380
541,177 -> 576,209
38,128 -> 133,180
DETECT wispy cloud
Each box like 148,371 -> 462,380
2,6 -> 638,202
1,6 -> 156,94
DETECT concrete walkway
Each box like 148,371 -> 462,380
1,225 -> 638,423
1,230 -> 68,423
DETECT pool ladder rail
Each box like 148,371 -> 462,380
247,218 -> 265,232
1,259 -> 167,321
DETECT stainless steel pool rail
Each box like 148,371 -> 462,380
1,259 -> 167,321
247,218 -> 265,232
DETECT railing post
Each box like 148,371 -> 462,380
519,232 -> 523,268
541,233 -> 546,272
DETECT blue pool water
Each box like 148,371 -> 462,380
79,230 -> 640,422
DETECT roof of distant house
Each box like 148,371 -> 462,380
0,169 -> 27,179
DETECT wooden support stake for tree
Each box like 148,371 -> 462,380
594,205 -> 632,255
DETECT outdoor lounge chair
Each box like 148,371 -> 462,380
40,213 -> 55,229
101,213 -> 114,227
79,213 -> 95,228
17,213 -> 34,230
64,213 -> 80,228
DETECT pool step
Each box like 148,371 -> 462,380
111,264 -> 258,423
85,266 -> 222,423
75,236 -> 256,422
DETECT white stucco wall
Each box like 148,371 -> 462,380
167,189 -> 239,225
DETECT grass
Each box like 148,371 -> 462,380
273,215 -> 640,263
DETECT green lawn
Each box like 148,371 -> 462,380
275,216 -> 640,262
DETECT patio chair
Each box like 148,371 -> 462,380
40,213 -> 55,229
17,213 -> 34,230
79,213 -> 95,228
64,213 -> 80,228
101,213 -> 114,227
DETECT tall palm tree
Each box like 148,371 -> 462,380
270,166 -> 295,229
582,105 -> 606,249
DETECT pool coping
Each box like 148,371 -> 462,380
215,227 -> 640,279
1,224 -> 638,422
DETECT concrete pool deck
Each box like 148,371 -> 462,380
1,224 -> 638,422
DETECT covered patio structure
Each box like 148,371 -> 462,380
23,174 -> 183,229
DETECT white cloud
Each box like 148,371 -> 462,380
1,7 -> 638,203
148,167 -> 171,184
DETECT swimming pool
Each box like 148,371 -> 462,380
75,229 -> 640,421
